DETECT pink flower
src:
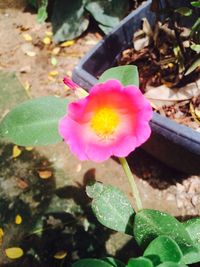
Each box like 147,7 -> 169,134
59,79 -> 152,162
63,76 -> 79,89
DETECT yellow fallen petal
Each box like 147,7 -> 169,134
43,36 -> 51,45
52,47 -> 61,55
25,146 -> 33,151
48,76 -> 56,81
54,250 -> 67,259
45,31 -> 53,37
15,215 -> 22,225
5,247 -> 24,259
60,40 -> 75,47
49,70 -> 59,77
38,170 -> 52,179
12,145 -> 22,158
26,51 -> 36,57
0,228 -> 4,237
22,33 -> 32,41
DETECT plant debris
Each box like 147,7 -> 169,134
118,17 -> 200,131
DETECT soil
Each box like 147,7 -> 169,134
1,2 -> 200,267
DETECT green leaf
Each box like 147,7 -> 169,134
185,57 -> 200,75
86,182 -> 135,234
72,259 -> 113,267
175,7 -> 192,16
52,0 -> 89,43
99,66 -> 139,87
144,235 -> 183,265
191,44 -> 200,53
37,6 -> 48,23
85,0 -> 129,34
182,218 -> 200,264
133,209 -> 196,257
103,257 -> 125,267
191,1 -> 200,8
156,262 -> 187,267
0,96 -> 69,146
127,257 -> 153,267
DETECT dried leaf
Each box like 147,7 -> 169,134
190,102 -> 200,125
38,170 -> 52,179
15,215 -> 22,225
195,108 -> 200,119
145,78 -> 200,102
12,145 -> 22,158
54,250 -> 67,259
60,40 -> 75,47
22,33 -> 32,41
5,247 -> 24,259
16,178 -> 29,189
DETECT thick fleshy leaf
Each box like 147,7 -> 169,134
156,263 -> 187,267
52,0 -> 89,43
72,259 -> 113,267
85,0 -> 129,33
127,257 -> 153,267
103,257 -> 125,267
99,66 -> 139,87
86,182 -> 135,234
133,209 -> 196,257
183,218 -> 200,264
144,235 -> 183,265
0,96 -> 69,146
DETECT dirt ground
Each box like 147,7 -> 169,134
1,2 -> 200,266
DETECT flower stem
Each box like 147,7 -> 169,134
119,157 -> 143,212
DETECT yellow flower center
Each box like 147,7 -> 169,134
91,107 -> 119,138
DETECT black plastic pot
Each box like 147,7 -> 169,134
72,0 -> 200,173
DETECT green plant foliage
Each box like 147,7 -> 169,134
72,259 -> 114,267
127,257 -> 153,267
86,182 -> 135,234
37,5 -> 48,23
133,209 -> 196,259
85,0 -> 129,34
156,263 -> 187,267
144,235 -> 183,265
190,44 -> 200,53
185,57 -> 200,75
51,0 -> 89,43
191,1 -> 200,8
99,66 -> 139,87
183,217 -> 200,264
103,257 -> 125,267
0,96 -> 69,146
175,7 -> 192,16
